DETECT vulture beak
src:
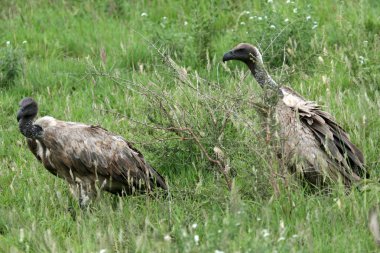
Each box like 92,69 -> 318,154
17,109 -> 22,122
222,50 -> 235,62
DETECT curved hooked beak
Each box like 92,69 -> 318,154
222,51 -> 235,62
17,109 -> 22,122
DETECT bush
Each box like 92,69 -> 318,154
0,42 -> 23,88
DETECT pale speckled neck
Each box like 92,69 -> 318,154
247,61 -> 278,90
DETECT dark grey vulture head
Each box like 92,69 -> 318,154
223,43 -> 277,89
223,43 -> 263,66
17,97 -> 38,122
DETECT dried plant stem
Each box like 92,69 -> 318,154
265,108 -> 280,197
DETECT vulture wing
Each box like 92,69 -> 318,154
36,117 -> 167,193
280,87 -> 366,180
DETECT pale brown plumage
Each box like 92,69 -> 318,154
17,98 -> 167,207
223,43 -> 367,187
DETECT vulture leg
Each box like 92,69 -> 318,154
69,181 -> 97,209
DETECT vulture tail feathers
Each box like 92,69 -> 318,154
146,163 -> 168,191
124,141 -> 168,191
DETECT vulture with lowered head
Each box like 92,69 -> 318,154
223,43 -> 367,188
17,97 -> 167,208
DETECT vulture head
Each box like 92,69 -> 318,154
223,43 -> 263,67
17,97 -> 38,122
223,43 -> 278,89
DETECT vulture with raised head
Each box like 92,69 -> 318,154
223,43 -> 367,188
17,98 -> 167,207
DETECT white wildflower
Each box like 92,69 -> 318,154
184,21 -> 188,26
6,41 -> 10,46
141,12 -> 148,17
22,40 -> 27,44
261,229 -> 270,238
194,234 -> 200,244
99,250 -> 107,253
164,234 -> 171,241
292,234 -> 299,238
240,22 -> 246,25
284,18 -> 289,23
306,15 -> 311,21
192,223 -> 198,229
312,24 -> 318,29
19,228 -> 24,243
286,0 -> 290,3
218,229 -> 222,233
268,0 -> 273,3
162,16 -> 167,20
258,16 -> 263,21
257,217 -> 261,221
270,25 -> 276,29
264,15 -> 268,19
293,8 -> 298,13
215,250 -> 225,253
249,16 -> 254,20
277,236 -> 285,242
245,11 -> 250,14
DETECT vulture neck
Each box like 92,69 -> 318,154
246,61 -> 278,90
19,117 -> 43,139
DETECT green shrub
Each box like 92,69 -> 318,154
0,42 -> 23,88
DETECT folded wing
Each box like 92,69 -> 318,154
281,87 -> 366,181
39,121 -> 167,193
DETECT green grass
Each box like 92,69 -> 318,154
1,0 -> 380,252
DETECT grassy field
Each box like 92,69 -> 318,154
1,0 -> 380,252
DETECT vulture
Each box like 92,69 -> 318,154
17,97 -> 167,208
223,43 -> 367,188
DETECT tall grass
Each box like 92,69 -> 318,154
1,0 -> 380,252
0,43 -> 23,88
